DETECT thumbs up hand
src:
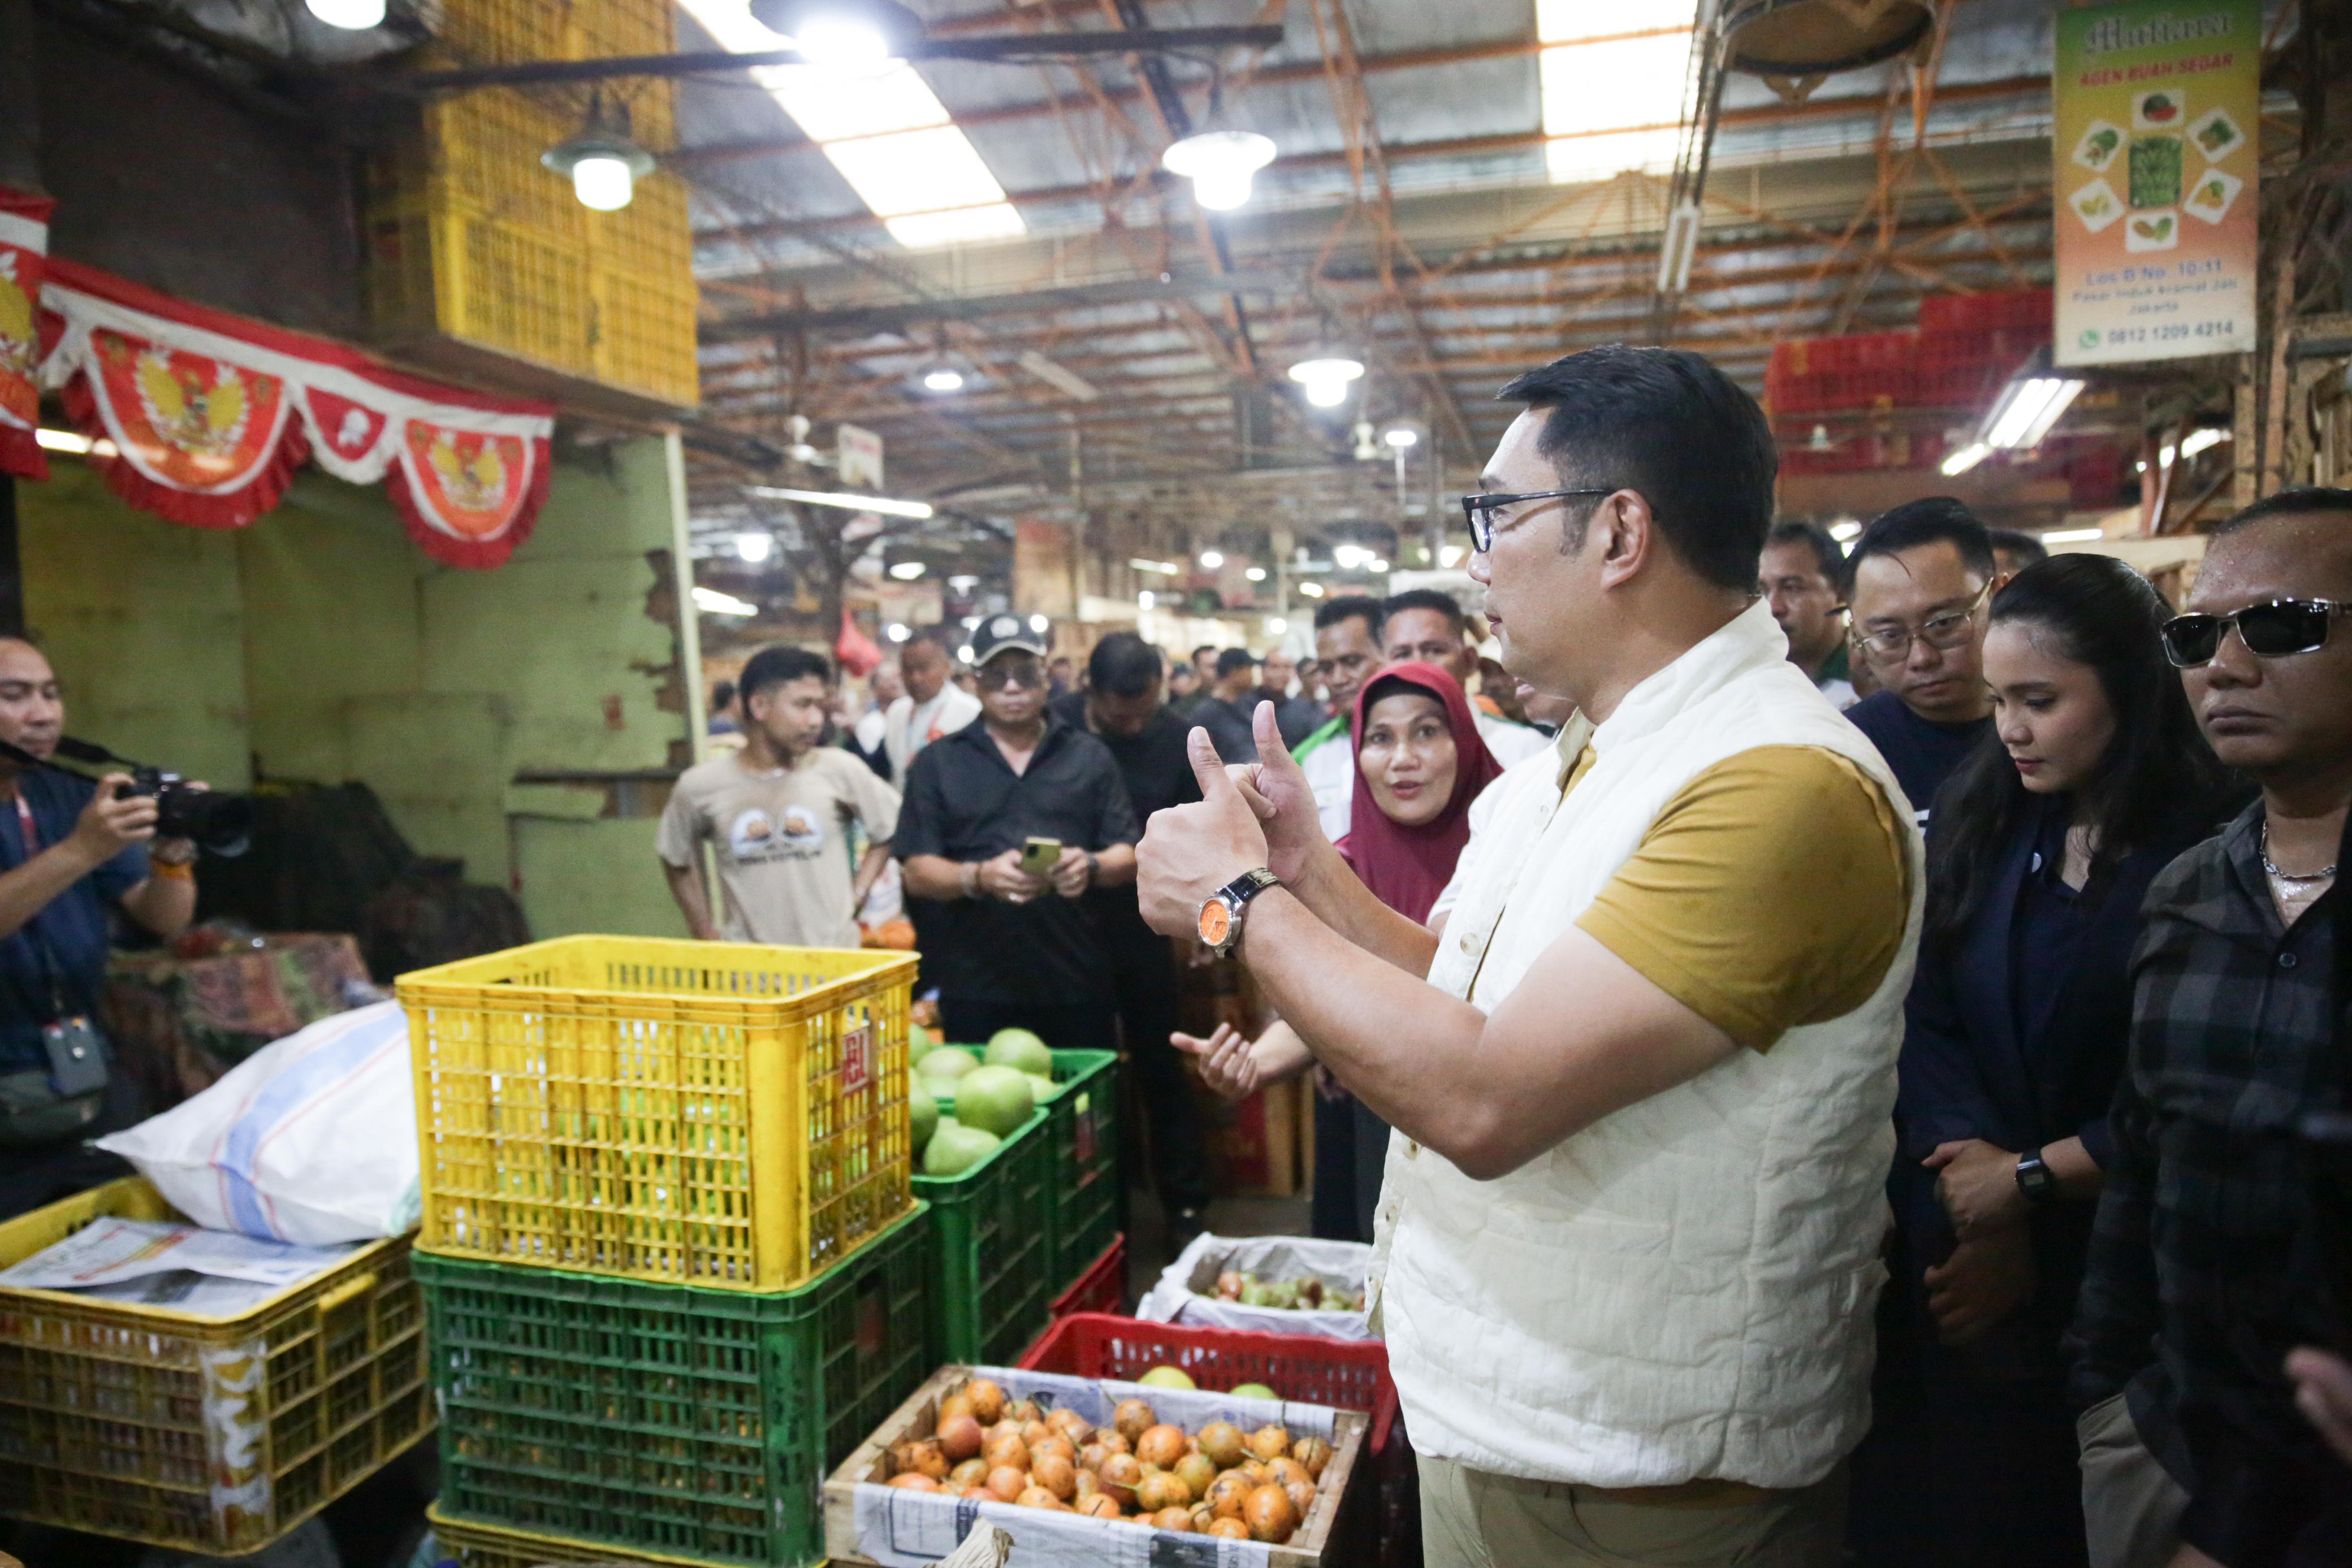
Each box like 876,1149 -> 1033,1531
1136,722 -> 1274,939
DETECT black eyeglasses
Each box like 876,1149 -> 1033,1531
2161,599 -> 2351,668
1459,488 -> 1615,553
975,661 -> 1046,691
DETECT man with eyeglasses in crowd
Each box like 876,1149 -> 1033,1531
1140,346 -> 1920,1567
2069,487 -> 2352,1568
893,616 -> 1141,1051
1843,500 -> 2004,824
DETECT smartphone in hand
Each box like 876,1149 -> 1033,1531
1019,837 -> 1063,879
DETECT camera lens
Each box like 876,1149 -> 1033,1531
155,783 -> 254,857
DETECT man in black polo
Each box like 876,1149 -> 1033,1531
896,616 -> 1141,1049
1052,633 -> 1210,1232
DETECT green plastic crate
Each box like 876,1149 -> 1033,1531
911,1107 -> 1051,1368
418,1202 -> 928,1568
923,1047 -> 1121,1301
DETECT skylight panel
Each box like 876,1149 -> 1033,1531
1535,0 -> 1701,185
677,0 -> 1026,248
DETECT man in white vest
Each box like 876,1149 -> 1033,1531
1138,346 -> 1921,1567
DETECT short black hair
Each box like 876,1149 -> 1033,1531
1764,521 -> 1850,595
1381,588 -> 1467,640
1313,594 -> 1383,638
1987,527 -> 2049,567
1214,647 -> 1259,680
902,628 -> 956,660
1496,345 -> 1778,591
1087,632 -> 1164,698
1193,644 -> 1218,661
710,680 -> 736,710
2211,485 -> 2352,537
1849,496 -> 1996,581
737,644 -> 832,700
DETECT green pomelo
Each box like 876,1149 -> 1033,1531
1138,1366 -> 1196,1390
909,1078 -> 939,1151
985,1028 -> 1054,1076
922,1120 -> 1001,1176
955,1065 -> 1035,1140
1229,1382 -> 1277,1400
918,1048 -> 976,1084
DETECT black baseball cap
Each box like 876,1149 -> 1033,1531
971,614 -> 1049,664
1214,647 -> 1260,680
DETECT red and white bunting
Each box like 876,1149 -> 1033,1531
0,186 -> 55,482
32,257 -> 555,567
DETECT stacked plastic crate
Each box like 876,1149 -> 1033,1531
362,0 -> 699,414
401,937 -> 930,1568
1916,289 -> 2055,408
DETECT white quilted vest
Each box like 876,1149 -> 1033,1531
1371,598 -> 1923,1489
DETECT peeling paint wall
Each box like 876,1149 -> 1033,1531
18,438 -> 691,941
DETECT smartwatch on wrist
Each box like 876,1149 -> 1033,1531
2014,1147 -> 2057,1205
1196,868 -> 1279,959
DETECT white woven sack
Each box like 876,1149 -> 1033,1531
1135,1229 -> 1376,1341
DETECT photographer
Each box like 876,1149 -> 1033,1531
0,640 -> 198,1219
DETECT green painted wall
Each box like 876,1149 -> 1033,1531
17,438 -> 690,941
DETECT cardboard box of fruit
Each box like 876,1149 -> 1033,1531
1137,1232 -> 1374,1341
823,1363 -> 1368,1566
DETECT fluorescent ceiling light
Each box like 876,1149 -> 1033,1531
1940,441 -> 1990,477
1266,617 -> 1287,634
736,531 -> 773,562
2041,527 -> 2107,544
1984,376 -> 2085,450
1028,614 -> 1049,634
1828,519 -> 1864,541
1298,582 -> 1325,598
2180,427 -> 2226,458
1382,427 -> 1419,449
694,586 -> 760,617
886,622 -> 910,641
1244,566 -> 1267,582
1129,557 -> 1181,575
888,560 -> 926,580
922,366 -> 965,392
747,484 -> 934,518
1017,350 -> 1100,402
1199,550 -> 1224,569
677,0 -> 1023,250
1537,0 -> 1698,185
1138,590 -> 1156,609
958,643 -> 976,661
1331,543 -> 1369,570
36,427 -> 116,457
1438,545 -> 1463,568
1370,558 -> 1390,574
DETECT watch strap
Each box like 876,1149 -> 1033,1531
2014,1148 -> 2056,1203
1217,867 -> 1280,907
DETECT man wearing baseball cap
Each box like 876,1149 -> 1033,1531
893,616 -> 1143,1049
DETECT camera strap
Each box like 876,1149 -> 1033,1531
6,787 -> 107,1098
11,793 -> 67,1021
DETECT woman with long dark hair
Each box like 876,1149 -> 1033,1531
1886,553 -> 2241,1565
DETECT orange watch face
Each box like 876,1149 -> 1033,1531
1197,899 -> 1232,947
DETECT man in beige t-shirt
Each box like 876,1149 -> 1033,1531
658,646 -> 900,949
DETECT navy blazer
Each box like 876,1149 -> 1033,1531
1895,794 -> 2224,1356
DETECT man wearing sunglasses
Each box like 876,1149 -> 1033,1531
2071,487 -> 2352,1568
1843,499 -> 2004,826
1138,346 -> 1920,1567
893,616 -> 1141,1051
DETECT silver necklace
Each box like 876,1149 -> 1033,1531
2260,825 -> 2338,884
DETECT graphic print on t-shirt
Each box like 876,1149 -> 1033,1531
728,804 -> 824,863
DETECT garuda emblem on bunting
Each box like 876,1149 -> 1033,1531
0,184 -> 54,480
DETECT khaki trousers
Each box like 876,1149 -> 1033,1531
1418,1456 -> 1848,1568
2077,1392 -> 2189,1568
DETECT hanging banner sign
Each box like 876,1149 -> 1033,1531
0,185 -> 56,482
33,258 -> 556,566
2053,0 -> 2260,367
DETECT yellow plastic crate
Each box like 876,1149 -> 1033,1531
591,265 -> 702,405
435,0 -> 677,72
427,1507 -> 729,1568
399,936 -> 919,1293
0,1178 -> 430,1554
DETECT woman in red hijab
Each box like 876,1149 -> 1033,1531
1174,662 -> 1502,1240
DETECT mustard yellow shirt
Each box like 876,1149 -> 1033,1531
1567,744 -> 1910,1051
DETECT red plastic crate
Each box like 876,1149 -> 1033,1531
1019,1311 -> 1398,1456
1047,1234 -> 1126,1320
1918,288 -> 2052,335
1766,332 -> 1917,413
1916,327 -> 2050,406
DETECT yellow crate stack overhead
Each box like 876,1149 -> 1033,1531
362,0 -> 698,416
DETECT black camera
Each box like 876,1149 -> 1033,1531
123,767 -> 253,858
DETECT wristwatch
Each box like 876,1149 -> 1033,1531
2014,1147 -> 2057,1205
1197,868 -> 1279,959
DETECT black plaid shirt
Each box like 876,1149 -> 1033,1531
2069,802 -> 2344,1567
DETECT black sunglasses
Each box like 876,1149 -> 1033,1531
2160,598 -> 2351,668
1459,488 -> 1615,553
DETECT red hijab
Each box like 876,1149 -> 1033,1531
1335,662 -> 1503,924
